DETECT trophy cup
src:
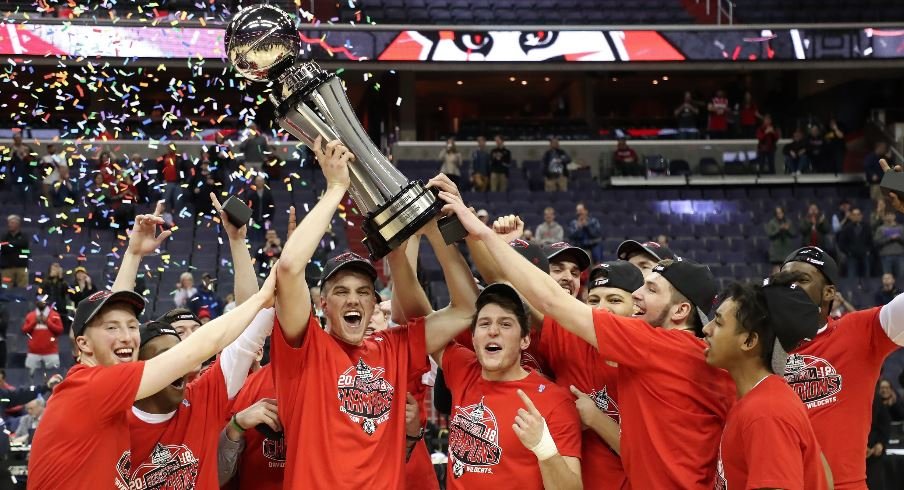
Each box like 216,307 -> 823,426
225,4 -> 464,259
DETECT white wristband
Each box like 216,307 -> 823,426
528,418 -> 559,461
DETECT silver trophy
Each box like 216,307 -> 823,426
225,4 -> 463,259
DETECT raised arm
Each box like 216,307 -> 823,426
112,201 -> 172,292
438,191 -> 597,347
387,236 -> 433,322
211,193 -> 258,304
136,268 -> 276,400
275,137 -> 353,345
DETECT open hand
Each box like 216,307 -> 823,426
312,136 -> 353,190
426,173 -> 462,202
126,201 -> 172,256
493,215 -> 525,243
437,190 -> 489,240
236,398 -> 281,433
880,158 -> 904,214
210,192 -> 247,241
513,389 -> 546,450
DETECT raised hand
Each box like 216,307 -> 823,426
210,192 -> 247,241
126,201 -> 172,256
513,389 -> 550,454
312,136 -> 353,190
493,214 -> 525,243
235,398 -> 282,433
426,173 -> 462,202
437,190 -> 490,240
880,158 -> 904,214
256,265 -> 278,308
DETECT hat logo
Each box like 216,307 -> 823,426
806,258 -> 825,266
334,252 -> 365,263
88,291 -> 112,302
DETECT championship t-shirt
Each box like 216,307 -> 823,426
592,309 -> 735,489
226,364 -> 284,490
441,343 -> 582,490
28,361 -> 146,489
715,375 -> 827,490
787,307 -> 898,489
271,314 -> 429,489
122,361 -> 230,489
536,316 -> 627,490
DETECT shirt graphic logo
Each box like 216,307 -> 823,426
262,436 -> 287,468
448,398 -> 503,479
117,443 -> 199,489
783,353 -> 842,409
337,358 -> 395,435
590,386 -> 620,423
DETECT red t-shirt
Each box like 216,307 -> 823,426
28,361 -> 146,489
739,104 -> 759,126
535,316 -> 626,490
786,307 -> 898,490
22,309 -> 64,355
441,343 -> 582,490
716,375 -> 827,490
122,361 -> 230,489
709,97 -> 729,131
225,364 -> 284,490
592,309 -> 735,489
271,314 -> 429,489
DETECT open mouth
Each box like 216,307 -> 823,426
632,304 -> 646,317
114,348 -> 134,362
170,378 -> 186,390
559,282 -> 574,294
484,343 -> 502,354
343,311 -> 363,328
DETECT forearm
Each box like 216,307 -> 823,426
112,251 -> 142,292
481,230 -> 563,317
467,238 -> 505,284
230,237 -> 258,305
587,413 -> 621,455
218,426 -> 245,486
387,237 -> 432,320
538,455 -> 583,490
219,307 -> 274,398
279,186 -> 345,277
425,224 -> 478,311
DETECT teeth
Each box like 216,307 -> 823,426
114,349 -> 133,356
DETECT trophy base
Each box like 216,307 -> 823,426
362,181 -> 443,260
881,170 -> 904,204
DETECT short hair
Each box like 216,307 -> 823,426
470,292 -> 529,338
7,214 -> 21,223
719,282 -> 775,371
179,272 -> 193,283
544,207 -> 555,213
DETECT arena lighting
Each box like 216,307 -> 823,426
456,80 -> 463,85
521,80 -> 528,85
816,79 -> 826,83
509,76 -> 517,81
544,76 -> 550,81
652,80 -> 659,85
662,75 -> 669,80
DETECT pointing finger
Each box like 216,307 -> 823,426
517,389 -> 539,414
570,385 -> 587,398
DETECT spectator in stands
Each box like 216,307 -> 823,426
489,135 -> 511,192
96,150 -> 116,184
824,117 -> 846,174
174,272 -> 197,309
520,229 -> 534,242
831,198 -> 852,233
42,262 -> 70,332
535,207 -> 564,246
248,175 -> 275,244
783,128 -> 808,175
50,163 -> 78,219
612,137 -> 642,176
806,125 -> 828,173
239,123 -> 272,170
257,229 -> 283,276
875,273 -> 900,306
476,209 -> 490,226
542,137 -> 571,192
838,207 -> 873,280
438,138 -> 463,188
568,202 -> 602,262
868,382 -> 892,489
674,91 -> 699,139
755,114 -> 780,175
656,234 -> 669,247
874,212 -> 904,278
189,160 -> 217,216
159,146 -> 185,224
766,206 -> 798,274
9,132 -> 33,191
0,214 -> 28,288
737,91 -> 761,138
706,89 -> 729,139
40,144 -> 64,186
208,132 -> 235,175
22,295 -> 63,383
190,272 -> 223,319
12,398 -> 44,445
878,378 -> 904,421
865,141 -> 895,201
471,136 -> 490,192
829,290 -> 857,318
799,203 -> 830,250
111,171 -> 138,227
69,266 -> 97,306
127,154 -> 151,203
86,172 -> 112,229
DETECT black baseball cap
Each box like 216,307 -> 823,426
510,239 -> 549,272
589,261 -> 644,294
616,240 -> 676,262
156,308 -> 201,327
72,290 -> 146,337
543,242 -> 591,272
318,251 -> 378,287
476,283 -> 529,322
139,320 -> 182,348
651,258 -> 717,325
761,278 -> 822,373
782,246 -> 840,286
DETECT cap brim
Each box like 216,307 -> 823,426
77,290 -> 145,335
616,240 -> 652,261
320,260 -> 378,286
548,247 -> 592,271
477,283 -> 528,317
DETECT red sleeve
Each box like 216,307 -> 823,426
83,362 -> 146,420
533,316 -> 555,365
860,306 -> 899,361
21,312 -> 35,334
270,313 -> 323,382
388,317 -> 429,387
47,312 -> 63,336
440,343 -> 478,394
186,360 -> 231,423
545,397 -> 583,459
742,416 -> 806,489
592,308 -> 653,367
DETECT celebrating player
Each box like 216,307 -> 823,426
543,241 -> 591,298
616,239 -> 677,277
